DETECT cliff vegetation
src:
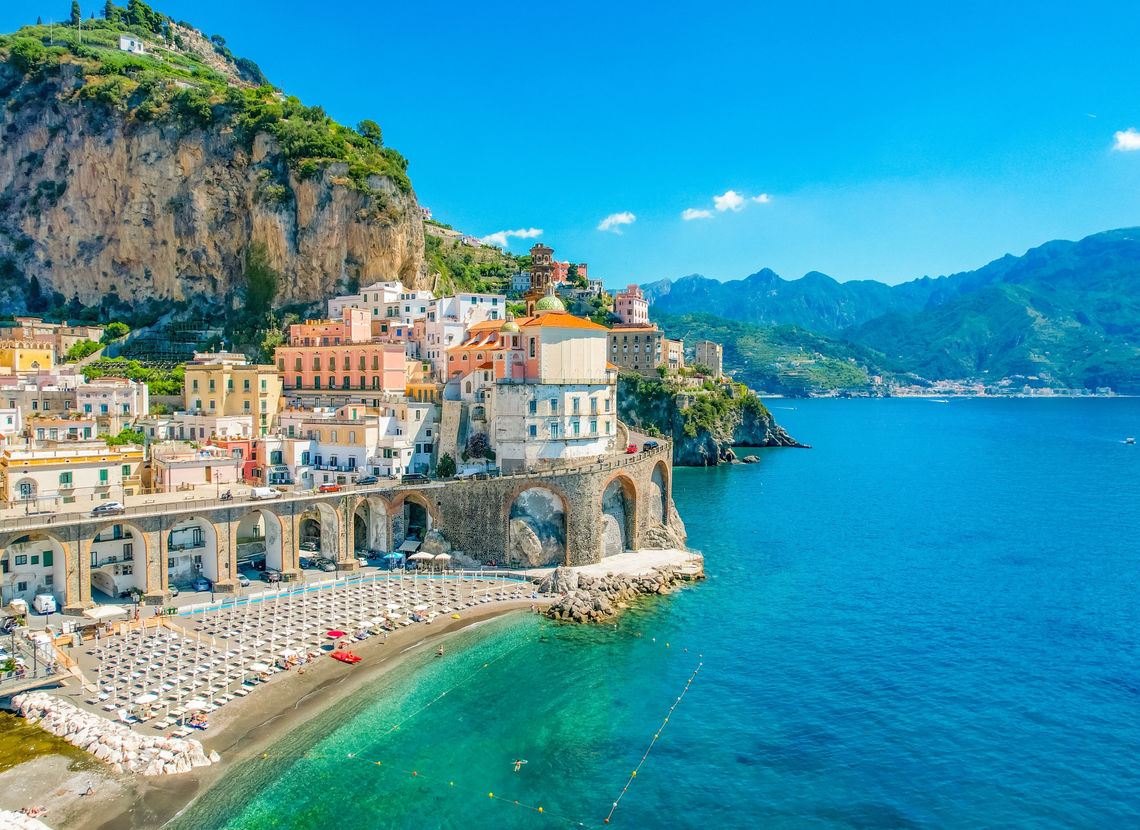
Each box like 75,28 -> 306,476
0,3 -> 426,314
617,373 -> 804,466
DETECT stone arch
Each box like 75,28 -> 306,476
650,460 -> 670,525
166,515 -> 220,587
236,509 -> 284,572
352,495 -> 391,552
601,473 -> 638,557
87,520 -> 149,598
390,490 -> 438,548
1,531 -> 69,608
508,484 -> 570,567
298,501 -> 340,560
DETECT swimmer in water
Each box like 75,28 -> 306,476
513,759 -> 527,772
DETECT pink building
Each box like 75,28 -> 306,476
150,444 -> 241,492
275,341 -> 406,393
613,284 -> 649,325
551,261 -> 588,284
288,308 -> 372,346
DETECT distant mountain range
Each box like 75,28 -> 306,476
644,228 -> 1140,392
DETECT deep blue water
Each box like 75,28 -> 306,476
171,399 -> 1140,829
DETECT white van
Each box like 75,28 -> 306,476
33,594 -> 57,615
249,487 -> 282,501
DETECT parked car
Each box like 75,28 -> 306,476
356,475 -> 378,485
192,577 -> 210,592
318,483 -> 340,493
642,440 -> 660,451
236,573 -> 251,587
32,594 -> 57,615
249,487 -> 282,501
168,585 -> 180,597
258,571 -> 282,584
356,556 -> 369,568
91,501 -> 126,516
625,444 -> 638,454
316,558 -> 337,572
401,473 -> 428,483
299,557 -> 313,569
300,540 -> 319,552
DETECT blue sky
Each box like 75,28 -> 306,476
4,0 -> 1140,288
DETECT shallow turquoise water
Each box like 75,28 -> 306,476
171,398 -> 1140,829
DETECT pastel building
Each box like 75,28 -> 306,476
184,352 -> 283,435
0,318 -> 104,354
135,412 -> 255,443
0,339 -> 54,375
0,442 -> 144,508
423,292 -> 507,379
76,377 -> 149,418
613,284 -> 650,325
150,443 -> 242,493
327,281 -> 404,319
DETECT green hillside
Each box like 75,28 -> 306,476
653,311 -> 907,395
0,5 -> 410,192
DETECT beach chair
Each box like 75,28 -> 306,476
117,709 -> 139,725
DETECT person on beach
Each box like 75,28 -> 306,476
437,645 -> 444,657
84,781 -> 94,796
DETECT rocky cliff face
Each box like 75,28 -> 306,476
0,61 -> 427,310
618,375 -> 805,466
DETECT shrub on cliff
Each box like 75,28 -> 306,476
436,453 -> 456,478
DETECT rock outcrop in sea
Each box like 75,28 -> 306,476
11,692 -> 219,775
538,563 -> 703,623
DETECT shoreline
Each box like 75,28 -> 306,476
3,598 -> 544,830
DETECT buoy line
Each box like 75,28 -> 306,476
604,661 -> 703,824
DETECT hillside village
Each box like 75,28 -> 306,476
0,238 -> 733,606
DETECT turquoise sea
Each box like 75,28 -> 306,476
170,398 -> 1140,829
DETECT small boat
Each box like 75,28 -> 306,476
1126,437 -> 1136,444
331,651 -> 362,664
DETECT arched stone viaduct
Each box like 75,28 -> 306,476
0,446 -> 686,615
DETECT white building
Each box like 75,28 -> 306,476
118,35 -> 145,54
76,377 -> 149,418
136,412 -> 255,443
327,281 -> 404,319
511,272 -> 532,292
423,293 -> 507,379
0,408 -> 21,443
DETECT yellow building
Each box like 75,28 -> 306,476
184,352 -> 283,436
0,339 -> 54,375
405,359 -> 443,404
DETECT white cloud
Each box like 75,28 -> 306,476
714,190 -> 746,212
751,193 -> 771,203
1113,128 -> 1140,151
682,208 -> 713,220
480,227 -> 544,247
597,211 -> 636,233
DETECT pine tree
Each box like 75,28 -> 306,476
70,1 -> 81,26
103,0 -> 117,20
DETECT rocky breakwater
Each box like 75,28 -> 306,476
11,692 -> 219,776
538,563 -> 703,623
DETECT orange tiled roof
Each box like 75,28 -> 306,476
476,361 -> 493,370
520,312 -> 608,331
465,319 -> 504,333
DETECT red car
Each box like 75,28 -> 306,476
318,483 -> 340,493
625,443 -> 638,454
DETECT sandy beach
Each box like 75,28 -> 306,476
1,598 -> 545,830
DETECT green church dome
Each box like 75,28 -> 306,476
535,294 -> 566,312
